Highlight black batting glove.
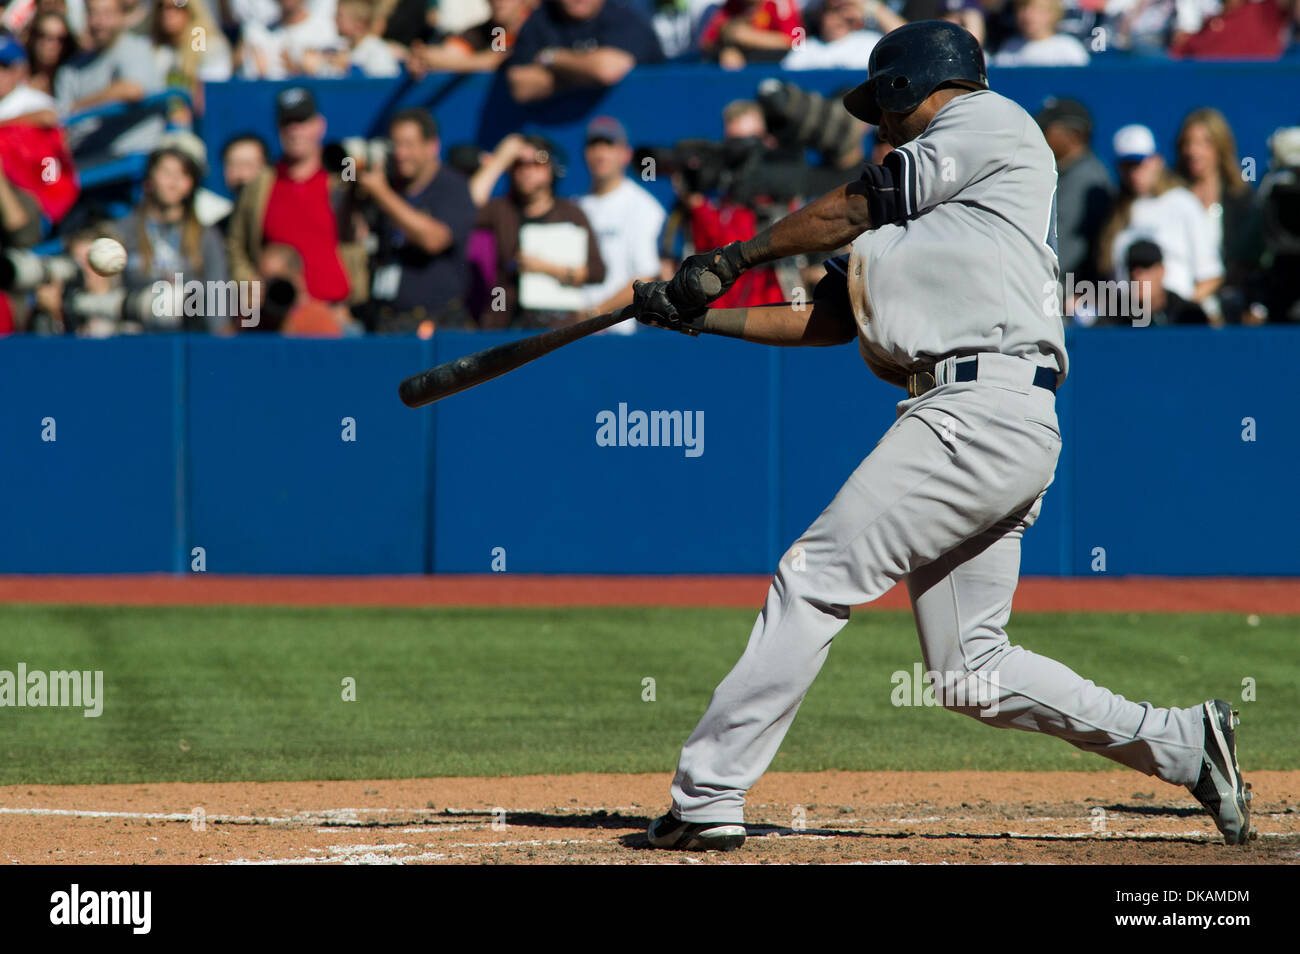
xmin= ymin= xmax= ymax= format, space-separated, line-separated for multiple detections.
xmin=668 ymin=241 xmax=748 ymax=311
xmin=633 ymin=280 xmax=706 ymax=336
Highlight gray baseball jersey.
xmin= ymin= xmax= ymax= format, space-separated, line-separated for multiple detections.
xmin=847 ymin=90 xmax=1069 ymax=387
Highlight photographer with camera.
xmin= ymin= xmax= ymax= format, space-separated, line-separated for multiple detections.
xmin=354 ymin=108 xmax=478 ymax=334
xmin=678 ymin=100 xmax=788 ymax=307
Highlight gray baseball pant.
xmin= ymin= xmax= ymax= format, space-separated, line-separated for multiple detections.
xmin=671 ymin=358 xmax=1206 ymax=823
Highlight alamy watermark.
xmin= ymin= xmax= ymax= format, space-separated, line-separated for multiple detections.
xmin=150 ymin=275 xmax=262 ymax=328
xmin=890 ymin=663 xmax=1001 ymax=718
xmin=595 ymin=403 xmax=704 ymax=458
xmin=0 ymin=663 xmax=103 ymax=717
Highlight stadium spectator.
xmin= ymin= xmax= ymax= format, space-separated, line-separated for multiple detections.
xmin=23 ymin=11 xmax=78 ymax=96
xmin=681 ymin=99 xmax=784 ymax=308
xmin=238 ymin=0 xmax=340 ymax=79
xmin=1101 ymin=239 xmax=1208 ymax=325
xmin=0 ymin=162 xmax=42 ymax=249
xmin=1099 ymin=123 xmax=1223 ymax=312
xmin=992 ymin=0 xmax=1091 ymax=65
xmin=359 ymin=108 xmax=478 ymax=333
xmin=1176 ymin=108 xmax=1263 ymax=323
xmin=256 ymin=242 xmax=345 ymax=335
xmin=371 ymin=0 xmax=441 ymax=47
xmin=407 ymin=0 xmax=531 ymax=73
xmin=1106 ymin=0 xmax=1208 ymax=56
xmin=1257 ymin=126 xmax=1300 ymax=322
xmin=573 ymin=115 xmax=665 ymax=330
xmin=115 ymin=143 xmax=229 ymax=331
xmin=1036 ymin=98 xmax=1114 ymax=285
xmin=221 ymin=132 xmax=271 ymax=198
xmin=1170 ymin=0 xmax=1295 ymax=60
xmin=699 ymin=0 xmax=804 ymax=69
xmin=899 ymin=0 xmax=982 ymax=46
xmin=0 ymin=34 xmax=58 ymax=126
xmin=299 ymin=0 xmax=401 ymax=76
xmin=151 ymin=0 xmax=232 ymax=102
xmin=781 ymin=0 xmax=882 ymax=70
xmin=226 ymin=87 xmax=365 ymax=327
xmin=55 ymin=0 xmax=166 ymax=160
xmin=504 ymin=0 xmax=663 ymax=104
xmin=473 ymin=132 xmax=605 ymax=328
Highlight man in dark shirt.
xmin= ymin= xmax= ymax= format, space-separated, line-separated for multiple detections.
xmin=359 ymin=108 xmax=478 ymax=332
xmin=1103 ymin=240 xmax=1208 ymax=326
xmin=505 ymin=0 xmax=664 ymax=103
xmin=1036 ymin=98 xmax=1114 ymax=286
xmin=475 ymin=133 xmax=605 ymax=328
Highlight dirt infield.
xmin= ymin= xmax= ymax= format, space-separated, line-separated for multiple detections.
xmin=2 ymin=771 xmax=1296 ymax=865
xmin=1 ymin=575 xmax=1298 ymax=613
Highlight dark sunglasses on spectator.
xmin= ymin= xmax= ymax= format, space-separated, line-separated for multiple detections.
xmin=36 ymin=31 xmax=68 ymax=41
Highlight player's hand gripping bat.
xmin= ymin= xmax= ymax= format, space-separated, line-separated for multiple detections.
xmin=398 ymin=272 xmax=721 ymax=408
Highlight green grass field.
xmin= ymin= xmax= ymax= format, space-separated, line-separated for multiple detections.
xmin=0 ymin=605 xmax=1295 ymax=785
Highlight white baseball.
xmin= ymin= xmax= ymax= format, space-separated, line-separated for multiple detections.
xmin=87 ymin=237 xmax=128 ymax=277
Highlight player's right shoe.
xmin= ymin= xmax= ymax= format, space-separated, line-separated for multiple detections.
xmin=646 ymin=812 xmax=746 ymax=851
xmin=1187 ymin=699 xmax=1255 ymax=845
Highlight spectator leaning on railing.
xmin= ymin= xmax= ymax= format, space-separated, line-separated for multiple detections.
xmin=504 ymin=0 xmax=663 ymax=104
xmin=992 ymin=0 xmax=1091 ymax=65
xmin=115 ymin=143 xmax=229 ymax=331
xmin=1171 ymin=0 xmax=1298 ymax=60
xmin=408 ymin=0 xmax=531 ymax=74
xmin=780 ymin=0 xmax=882 ymax=70
xmin=357 ymin=108 xmax=478 ymax=333
xmin=56 ymin=0 xmax=166 ymax=160
xmin=151 ymin=0 xmax=232 ymax=94
xmin=299 ymin=0 xmax=401 ymax=76
xmin=238 ymin=0 xmax=340 ymax=78
xmin=699 ymin=0 xmax=804 ymax=69
xmin=226 ymin=86 xmax=366 ymax=330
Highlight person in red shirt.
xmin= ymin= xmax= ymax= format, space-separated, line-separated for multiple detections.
xmin=700 ymin=0 xmax=804 ymax=69
xmin=226 ymin=86 xmax=366 ymax=330
xmin=1170 ymin=0 xmax=1296 ymax=60
xmin=683 ymin=100 xmax=785 ymax=309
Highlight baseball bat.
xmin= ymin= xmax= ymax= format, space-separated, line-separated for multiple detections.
xmin=398 ymin=272 xmax=721 ymax=408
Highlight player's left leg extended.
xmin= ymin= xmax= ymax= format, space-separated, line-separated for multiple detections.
xmin=906 ymin=508 xmax=1205 ymax=785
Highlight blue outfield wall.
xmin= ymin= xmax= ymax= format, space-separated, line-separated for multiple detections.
xmin=1 ymin=329 xmax=1296 ymax=576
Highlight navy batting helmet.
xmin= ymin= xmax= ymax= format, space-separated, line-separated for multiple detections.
xmin=843 ymin=21 xmax=988 ymax=125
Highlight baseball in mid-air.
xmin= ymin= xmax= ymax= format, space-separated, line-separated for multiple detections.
xmin=87 ymin=237 xmax=127 ymax=277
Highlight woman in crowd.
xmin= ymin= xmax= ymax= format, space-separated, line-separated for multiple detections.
xmin=1098 ymin=122 xmax=1223 ymax=318
xmin=116 ymin=144 xmax=229 ymax=332
xmin=23 ymin=11 xmax=78 ymax=97
xmin=1176 ymin=108 xmax=1263 ymax=323
xmin=151 ymin=0 xmax=232 ymax=113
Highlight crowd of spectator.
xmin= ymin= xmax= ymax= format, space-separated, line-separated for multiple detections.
xmin=0 ymin=1 xmax=1299 ymax=334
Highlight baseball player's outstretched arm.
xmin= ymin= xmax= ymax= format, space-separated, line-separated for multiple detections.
xmin=737 ymin=185 xmax=873 ymax=265
xmin=698 ymin=299 xmax=857 ymax=346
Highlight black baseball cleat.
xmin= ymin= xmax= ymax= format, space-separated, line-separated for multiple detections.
xmin=1187 ymin=699 xmax=1256 ymax=845
xmin=646 ymin=812 xmax=746 ymax=851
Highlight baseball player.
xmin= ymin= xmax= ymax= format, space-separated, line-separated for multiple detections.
xmin=631 ymin=21 xmax=1253 ymax=851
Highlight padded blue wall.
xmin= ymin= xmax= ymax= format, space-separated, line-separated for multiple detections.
xmin=1 ymin=328 xmax=1295 ymax=576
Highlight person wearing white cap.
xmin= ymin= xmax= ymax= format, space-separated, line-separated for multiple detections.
xmin=1098 ymin=123 xmax=1224 ymax=313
